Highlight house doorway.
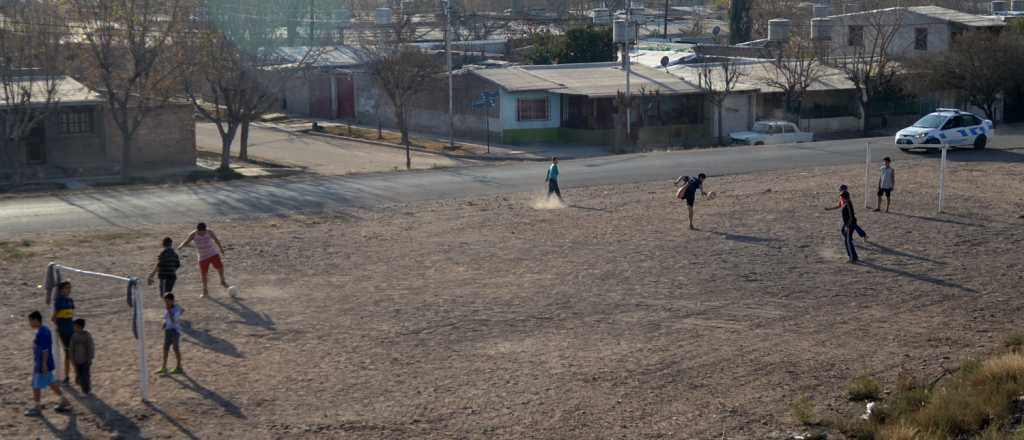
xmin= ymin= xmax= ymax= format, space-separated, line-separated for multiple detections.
xmin=25 ymin=124 xmax=46 ymax=165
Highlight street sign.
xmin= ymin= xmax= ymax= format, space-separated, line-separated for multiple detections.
xmin=472 ymin=91 xmax=497 ymax=109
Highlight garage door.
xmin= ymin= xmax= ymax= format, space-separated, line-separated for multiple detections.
xmin=720 ymin=93 xmax=752 ymax=136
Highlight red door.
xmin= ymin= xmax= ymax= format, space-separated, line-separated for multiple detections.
xmin=336 ymin=73 xmax=355 ymax=119
xmin=310 ymin=75 xmax=332 ymax=118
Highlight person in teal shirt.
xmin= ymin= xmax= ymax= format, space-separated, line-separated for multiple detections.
xmin=545 ymin=157 xmax=561 ymax=200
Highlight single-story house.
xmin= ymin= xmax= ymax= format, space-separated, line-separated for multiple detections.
xmin=1 ymin=75 xmax=195 ymax=185
xmin=275 ymin=45 xmax=367 ymax=119
xmin=825 ymin=6 xmax=1006 ymax=59
xmin=471 ymin=62 xmax=711 ymax=146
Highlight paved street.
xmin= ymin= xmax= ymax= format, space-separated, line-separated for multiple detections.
xmin=2 ymin=134 xmax=1022 ymax=234
xmin=196 ymin=122 xmax=465 ymax=174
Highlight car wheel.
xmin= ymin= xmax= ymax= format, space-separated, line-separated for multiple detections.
xmin=973 ymin=135 xmax=987 ymax=150
xmin=754 ymin=141 xmax=764 ymax=146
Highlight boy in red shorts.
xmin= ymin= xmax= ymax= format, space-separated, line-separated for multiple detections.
xmin=178 ymin=223 xmax=229 ymax=298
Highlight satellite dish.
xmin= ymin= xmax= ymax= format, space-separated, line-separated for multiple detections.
xmin=660 ymin=56 xmax=670 ymax=68
xmin=712 ymin=25 xmax=721 ymax=36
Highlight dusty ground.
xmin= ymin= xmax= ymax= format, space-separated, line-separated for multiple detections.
xmin=1 ymin=159 xmax=1023 ymax=439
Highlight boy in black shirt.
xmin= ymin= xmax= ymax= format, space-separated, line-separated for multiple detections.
xmin=148 ymin=237 xmax=181 ymax=297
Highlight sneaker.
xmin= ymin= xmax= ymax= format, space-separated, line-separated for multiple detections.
xmin=54 ymin=402 xmax=71 ymax=413
xmin=24 ymin=408 xmax=42 ymax=417
xmin=171 ymin=368 xmax=184 ymax=375
xmin=156 ymin=368 xmax=168 ymax=375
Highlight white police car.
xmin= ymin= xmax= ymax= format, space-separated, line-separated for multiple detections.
xmin=895 ymin=109 xmax=993 ymax=151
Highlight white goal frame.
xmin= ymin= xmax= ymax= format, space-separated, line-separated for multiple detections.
xmin=46 ymin=263 xmax=149 ymax=401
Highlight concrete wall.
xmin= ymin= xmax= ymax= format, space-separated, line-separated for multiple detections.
xmin=800 ymin=116 xmax=862 ymax=133
xmin=711 ymin=92 xmax=755 ymax=138
xmin=828 ymin=10 xmax=953 ymax=59
xmin=105 ymin=103 xmax=197 ymax=171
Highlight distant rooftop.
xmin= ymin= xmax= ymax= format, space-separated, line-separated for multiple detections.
xmin=0 ymin=75 xmax=101 ymax=107
xmin=828 ymin=5 xmax=1006 ymax=27
xmin=474 ymin=62 xmax=701 ymax=98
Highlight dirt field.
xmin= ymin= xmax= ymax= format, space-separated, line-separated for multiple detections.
xmin=1 ymin=159 xmax=1022 ymax=439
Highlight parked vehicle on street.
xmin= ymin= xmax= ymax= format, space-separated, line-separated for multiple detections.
xmin=895 ymin=109 xmax=993 ymax=152
xmin=730 ymin=121 xmax=814 ymax=145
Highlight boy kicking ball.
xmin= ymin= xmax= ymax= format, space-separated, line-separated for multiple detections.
xmin=675 ymin=173 xmax=709 ymax=230
xmin=178 ymin=223 xmax=229 ymax=298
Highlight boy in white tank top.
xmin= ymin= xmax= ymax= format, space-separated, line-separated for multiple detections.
xmin=178 ymin=222 xmax=229 ymax=297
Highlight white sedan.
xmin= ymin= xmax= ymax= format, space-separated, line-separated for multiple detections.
xmin=895 ymin=109 xmax=993 ymax=151
xmin=730 ymin=121 xmax=814 ymax=146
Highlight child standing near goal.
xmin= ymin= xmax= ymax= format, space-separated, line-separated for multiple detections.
xmin=26 ymin=311 xmax=71 ymax=417
xmin=158 ymin=294 xmax=184 ymax=375
xmin=51 ymin=281 xmax=75 ymax=384
xmin=876 ymin=157 xmax=895 ymax=213
xmin=148 ymin=237 xmax=181 ymax=297
xmin=178 ymin=223 xmax=229 ymax=298
xmin=69 ymin=319 xmax=95 ymax=394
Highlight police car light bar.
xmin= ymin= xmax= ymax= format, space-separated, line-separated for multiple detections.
xmin=935 ymin=108 xmax=962 ymax=113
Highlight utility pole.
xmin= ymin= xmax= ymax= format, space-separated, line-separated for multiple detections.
xmin=308 ymin=0 xmax=315 ymax=43
xmin=663 ymin=0 xmax=669 ymax=39
xmin=625 ymin=1 xmax=632 ymax=140
xmin=445 ymin=0 xmax=455 ymax=149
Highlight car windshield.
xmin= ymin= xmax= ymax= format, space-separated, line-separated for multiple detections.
xmin=913 ymin=114 xmax=946 ymax=129
xmin=752 ymin=122 xmax=771 ymax=133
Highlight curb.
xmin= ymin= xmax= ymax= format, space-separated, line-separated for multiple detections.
xmin=300 ymin=129 xmax=558 ymax=162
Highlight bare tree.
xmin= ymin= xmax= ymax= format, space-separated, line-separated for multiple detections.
xmin=0 ymin=1 xmax=67 ymax=185
xmin=760 ymin=36 xmax=823 ymax=123
xmin=70 ymin=0 xmax=193 ymax=178
xmin=908 ymin=31 xmax=1024 ymax=122
xmin=368 ymin=46 xmax=442 ymax=169
xmin=696 ymin=59 xmax=748 ymax=145
xmin=183 ymin=1 xmax=324 ymax=170
xmin=831 ymin=7 xmax=903 ymax=135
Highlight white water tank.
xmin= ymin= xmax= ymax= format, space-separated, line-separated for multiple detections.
xmin=593 ymin=8 xmax=611 ymax=24
xmin=813 ymin=4 xmax=832 ymax=17
xmin=375 ymin=8 xmax=392 ymax=25
xmin=768 ymin=18 xmax=791 ymax=42
xmin=811 ymin=17 xmax=833 ymax=41
xmin=613 ymin=19 xmax=634 ymax=43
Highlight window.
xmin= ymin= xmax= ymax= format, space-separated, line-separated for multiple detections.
xmin=516 ymin=97 xmax=549 ymax=121
xmin=847 ymin=25 xmax=864 ymax=47
xmin=914 ymin=27 xmax=928 ymax=51
xmin=60 ymin=109 xmax=94 ymax=135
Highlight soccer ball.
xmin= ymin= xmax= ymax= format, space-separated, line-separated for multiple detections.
xmin=705 ymin=191 xmax=717 ymax=200
xmin=227 ymin=286 xmax=239 ymax=298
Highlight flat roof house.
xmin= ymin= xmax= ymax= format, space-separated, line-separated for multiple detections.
xmin=1 ymin=75 xmax=196 ymax=185
xmin=826 ymin=6 xmax=1006 ymax=59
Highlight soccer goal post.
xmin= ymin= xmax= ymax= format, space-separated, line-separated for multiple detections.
xmin=44 ymin=263 xmax=149 ymax=401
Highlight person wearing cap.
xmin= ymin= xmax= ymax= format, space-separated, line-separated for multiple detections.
xmin=825 ymin=185 xmax=866 ymax=240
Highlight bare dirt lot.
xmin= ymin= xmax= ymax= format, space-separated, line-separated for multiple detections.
xmin=1 ymin=159 xmax=1023 ymax=439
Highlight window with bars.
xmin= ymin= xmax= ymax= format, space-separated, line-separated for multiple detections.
xmin=847 ymin=25 xmax=864 ymax=47
xmin=516 ymin=97 xmax=549 ymax=121
xmin=914 ymin=27 xmax=928 ymax=51
xmin=60 ymin=109 xmax=94 ymax=135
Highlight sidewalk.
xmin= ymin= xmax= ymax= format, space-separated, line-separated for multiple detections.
xmin=256 ymin=118 xmax=613 ymax=161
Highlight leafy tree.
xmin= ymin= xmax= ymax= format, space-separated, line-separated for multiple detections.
xmin=561 ymin=27 xmax=615 ymax=64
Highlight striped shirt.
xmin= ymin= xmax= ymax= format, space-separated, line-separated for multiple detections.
xmin=157 ymin=247 xmax=181 ymax=278
xmin=193 ymin=231 xmax=219 ymax=261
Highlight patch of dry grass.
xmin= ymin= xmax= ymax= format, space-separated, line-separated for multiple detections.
xmin=0 ymin=239 xmax=33 ymax=261
xmin=848 ymin=375 xmax=882 ymax=401
xmin=323 ymin=125 xmax=468 ymax=154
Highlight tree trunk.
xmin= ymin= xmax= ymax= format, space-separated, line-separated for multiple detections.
xmin=397 ymin=107 xmax=411 ymax=170
xmin=120 ymin=131 xmax=133 ymax=179
xmin=716 ymin=103 xmax=724 ymax=146
xmin=859 ymin=99 xmax=869 ymax=136
xmin=219 ymin=123 xmax=240 ymax=171
xmin=239 ymin=118 xmax=251 ymax=161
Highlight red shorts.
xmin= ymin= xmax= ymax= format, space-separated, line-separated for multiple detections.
xmin=199 ymin=255 xmax=224 ymax=275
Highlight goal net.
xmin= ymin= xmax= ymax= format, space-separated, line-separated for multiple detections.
xmin=43 ymin=262 xmax=150 ymax=401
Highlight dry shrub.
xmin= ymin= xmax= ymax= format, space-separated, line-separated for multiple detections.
xmin=848 ymin=375 xmax=882 ymax=401
xmin=790 ymin=395 xmax=815 ymax=425
xmin=1005 ymin=334 xmax=1024 ymax=354
xmin=977 ymin=353 xmax=1024 ymax=384
xmin=879 ymin=422 xmax=921 ymax=440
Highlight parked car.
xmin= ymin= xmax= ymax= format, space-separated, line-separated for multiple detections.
xmin=730 ymin=121 xmax=814 ymax=145
xmin=894 ymin=109 xmax=993 ymax=151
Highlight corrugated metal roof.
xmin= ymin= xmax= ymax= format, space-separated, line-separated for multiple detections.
xmin=474 ymin=62 xmax=701 ymax=97
xmin=0 ymin=75 xmax=102 ymax=107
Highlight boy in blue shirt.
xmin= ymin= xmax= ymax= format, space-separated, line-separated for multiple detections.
xmin=52 ymin=281 xmax=75 ymax=384
xmin=675 ymin=173 xmax=708 ymax=230
xmin=157 ymin=294 xmax=185 ymax=375
xmin=26 ymin=311 xmax=71 ymax=417
xmin=545 ymin=157 xmax=561 ymax=200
